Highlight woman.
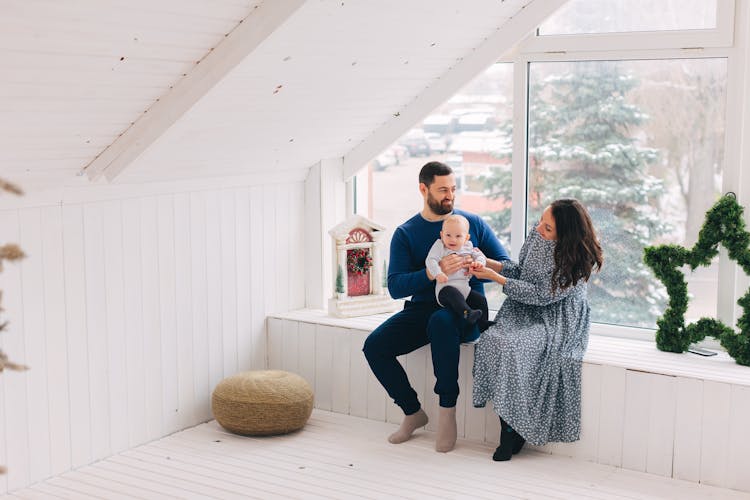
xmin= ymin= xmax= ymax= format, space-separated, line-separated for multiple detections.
xmin=471 ymin=199 xmax=603 ymax=461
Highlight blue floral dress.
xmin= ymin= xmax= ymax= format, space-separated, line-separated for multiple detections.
xmin=472 ymin=229 xmax=590 ymax=446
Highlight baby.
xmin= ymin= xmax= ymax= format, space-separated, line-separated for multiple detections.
xmin=425 ymin=214 xmax=491 ymax=329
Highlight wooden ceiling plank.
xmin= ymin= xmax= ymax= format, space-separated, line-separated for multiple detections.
xmin=342 ymin=0 xmax=567 ymax=180
xmin=84 ymin=0 xmax=306 ymax=182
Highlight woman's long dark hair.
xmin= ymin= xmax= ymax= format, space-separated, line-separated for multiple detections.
xmin=550 ymin=199 xmax=603 ymax=292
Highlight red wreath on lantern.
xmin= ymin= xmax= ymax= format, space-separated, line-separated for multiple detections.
xmin=347 ymin=248 xmax=373 ymax=275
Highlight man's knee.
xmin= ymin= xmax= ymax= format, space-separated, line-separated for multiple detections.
xmin=427 ymin=309 xmax=459 ymax=341
xmin=362 ymin=332 xmax=379 ymax=360
xmin=363 ymin=326 xmax=391 ymax=360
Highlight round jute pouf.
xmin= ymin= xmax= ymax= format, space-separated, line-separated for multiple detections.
xmin=211 ymin=370 xmax=314 ymax=436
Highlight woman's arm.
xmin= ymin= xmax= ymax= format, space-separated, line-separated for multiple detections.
xmin=470 ymin=265 xmax=506 ymax=285
xmin=502 ymin=277 xmax=579 ymax=306
xmin=473 ymin=260 xmax=580 ymax=306
xmin=485 ymin=258 xmax=521 ymax=279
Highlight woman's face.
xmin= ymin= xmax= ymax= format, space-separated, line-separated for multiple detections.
xmin=536 ymin=206 xmax=558 ymax=241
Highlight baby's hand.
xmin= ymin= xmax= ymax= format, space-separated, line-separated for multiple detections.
xmin=470 ymin=261 xmax=484 ymax=271
xmin=437 ymin=273 xmax=448 ymax=284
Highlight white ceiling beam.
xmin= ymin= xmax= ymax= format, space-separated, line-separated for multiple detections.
xmin=341 ymin=0 xmax=567 ymax=180
xmin=84 ymin=0 xmax=306 ymax=182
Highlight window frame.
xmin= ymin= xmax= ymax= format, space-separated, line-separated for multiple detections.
xmin=354 ymin=1 xmax=743 ymax=345
xmin=509 ymin=3 xmax=739 ymax=342
xmin=523 ymin=0 xmax=735 ymax=52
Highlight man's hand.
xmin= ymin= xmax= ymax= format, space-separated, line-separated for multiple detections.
xmin=439 ymin=253 xmax=471 ymax=276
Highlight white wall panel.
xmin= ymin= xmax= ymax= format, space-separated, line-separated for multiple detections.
xmin=234 ymin=190 xmax=252 ymax=372
xmin=622 ymin=371 xmax=651 ymax=472
xmin=700 ymin=381 xmax=731 ymax=487
xmin=314 ymin=325 xmax=334 ymax=412
xmin=140 ymin=196 xmax=164 ymax=442
xmin=248 ymin=186 xmax=266 ymax=370
xmin=122 ymin=198 xmax=147 ymax=447
xmin=597 ymin=365 xmax=626 ymax=467
xmin=331 ymin=329 xmax=351 ymax=415
xmin=728 ymin=385 xmax=750 ymax=491
xmin=281 ymin=319 xmax=299 ymax=374
xmin=266 ymin=315 xmax=750 ymax=493
xmin=348 ymin=331 xmax=369 ymax=418
xmin=83 ymin=203 xmax=112 ymax=461
xmin=39 ymin=206 xmax=71 ymax=476
xmin=189 ymin=192 xmax=210 ymax=423
xmin=220 ymin=193 xmax=238 ymax=378
xmin=673 ymin=377 xmax=703 ymax=482
xmin=0 ymin=180 xmax=304 ymax=494
xmin=204 ymin=192 xmax=223 ymax=395
xmin=61 ymin=206 xmax=92 ymax=469
xmin=157 ymin=196 xmax=179 ymax=435
xmin=19 ymin=208 xmax=52 ymax=483
xmin=646 ymin=375 xmax=676 ymax=477
xmin=102 ymin=201 xmax=129 ymax=455
xmin=297 ymin=323 xmax=316 ymax=391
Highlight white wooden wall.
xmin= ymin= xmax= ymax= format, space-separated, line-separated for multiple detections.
xmin=267 ymin=317 xmax=750 ymax=493
xmin=0 ymin=182 xmax=305 ymax=494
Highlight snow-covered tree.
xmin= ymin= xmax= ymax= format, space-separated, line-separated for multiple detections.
xmin=484 ymin=61 xmax=670 ymax=326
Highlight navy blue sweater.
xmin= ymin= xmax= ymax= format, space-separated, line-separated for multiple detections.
xmin=387 ymin=209 xmax=510 ymax=303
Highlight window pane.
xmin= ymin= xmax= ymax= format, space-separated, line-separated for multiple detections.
xmin=364 ymin=63 xmax=513 ymax=309
xmin=539 ymin=0 xmax=717 ymax=35
xmin=527 ymin=59 xmax=727 ymax=329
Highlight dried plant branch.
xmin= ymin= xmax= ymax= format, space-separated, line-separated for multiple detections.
xmin=0 ymin=178 xmax=23 ymax=196
xmin=0 ymin=179 xmax=24 ymax=476
xmin=0 ymin=244 xmax=26 ymax=273
xmin=0 ymin=350 xmax=28 ymax=372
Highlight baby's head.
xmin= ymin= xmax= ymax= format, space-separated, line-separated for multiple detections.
xmin=440 ymin=214 xmax=471 ymax=250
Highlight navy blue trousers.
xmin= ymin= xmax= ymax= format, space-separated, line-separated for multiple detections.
xmin=363 ymin=300 xmax=480 ymax=414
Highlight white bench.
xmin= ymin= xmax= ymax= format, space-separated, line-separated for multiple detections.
xmin=267 ymin=308 xmax=750 ymax=493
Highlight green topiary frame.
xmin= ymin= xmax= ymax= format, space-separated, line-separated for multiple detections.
xmin=643 ymin=194 xmax=750 ymax=366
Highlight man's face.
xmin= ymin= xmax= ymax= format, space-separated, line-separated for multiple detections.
xmin=423 ymin=174 xmax=456 ymax=216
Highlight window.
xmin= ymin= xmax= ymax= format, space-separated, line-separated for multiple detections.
xmin=364 ymin=64 xmax=513 ymax=310
xmin=357 ymin=0 xmax=736 ymax=337
xmin=538 ymin=0 xmax=718 ymax=35
xmin=526 ymin=58 xmax=727 ymax=329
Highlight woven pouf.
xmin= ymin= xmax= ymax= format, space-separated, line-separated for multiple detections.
xmin=211 ymin=370 xmax=314 ymax=436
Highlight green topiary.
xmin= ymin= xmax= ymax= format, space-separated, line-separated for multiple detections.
xmin=644 ymin=194 xmax=750 ymax=366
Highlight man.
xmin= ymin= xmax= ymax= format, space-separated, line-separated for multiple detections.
xmin=363 ymin=161 xmax=509 ymax=452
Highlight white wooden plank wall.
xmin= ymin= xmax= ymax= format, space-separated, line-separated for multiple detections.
xmin=267 ymin=318 xmax=750 ymax=493
xmin=0 ymin=181 xmax=304 ymax=494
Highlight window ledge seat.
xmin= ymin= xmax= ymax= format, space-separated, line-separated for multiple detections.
xmin=267 ymin=308 xmax=750 ymax=493
xmin=269 ymin=308 xmax=750 ymax=386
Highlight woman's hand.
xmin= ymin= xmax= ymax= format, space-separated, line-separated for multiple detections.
xmin=470 ymin=265 xmax=507 ymax=285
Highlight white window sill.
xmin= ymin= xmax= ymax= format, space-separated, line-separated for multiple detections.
xmin=269 ymin=308 xmax=750 ymax=387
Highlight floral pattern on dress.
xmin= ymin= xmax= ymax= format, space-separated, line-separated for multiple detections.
xmin=472 ymin=228 xmax=590 ymax=446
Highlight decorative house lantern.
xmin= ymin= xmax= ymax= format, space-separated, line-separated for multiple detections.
xmin=328 ymin=215 xmax=399 ymax=317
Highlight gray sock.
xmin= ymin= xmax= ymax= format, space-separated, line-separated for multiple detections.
xmin=388 ymin=408 xmax=429 ymax=444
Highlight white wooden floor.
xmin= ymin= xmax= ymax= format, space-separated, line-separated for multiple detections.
xmin=3 ymin=410 xmax=746 ymax=500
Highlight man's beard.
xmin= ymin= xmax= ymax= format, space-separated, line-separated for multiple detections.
xmin=427 ymin=191 xmax=453 ymax=215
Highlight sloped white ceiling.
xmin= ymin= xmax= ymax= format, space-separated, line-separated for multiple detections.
xmin=1 ymin=0 xmax=263 ymax=191
xmin=0 ymin=0 xmax=555 ymax=191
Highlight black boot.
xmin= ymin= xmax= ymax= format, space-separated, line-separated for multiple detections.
xmin=493 ymin=417 xmax=518 ymax=461
xmin=478 ymin=319 xmax=496 ymax=332
xmin=512 ymin=434 xmax=526 ymax=455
